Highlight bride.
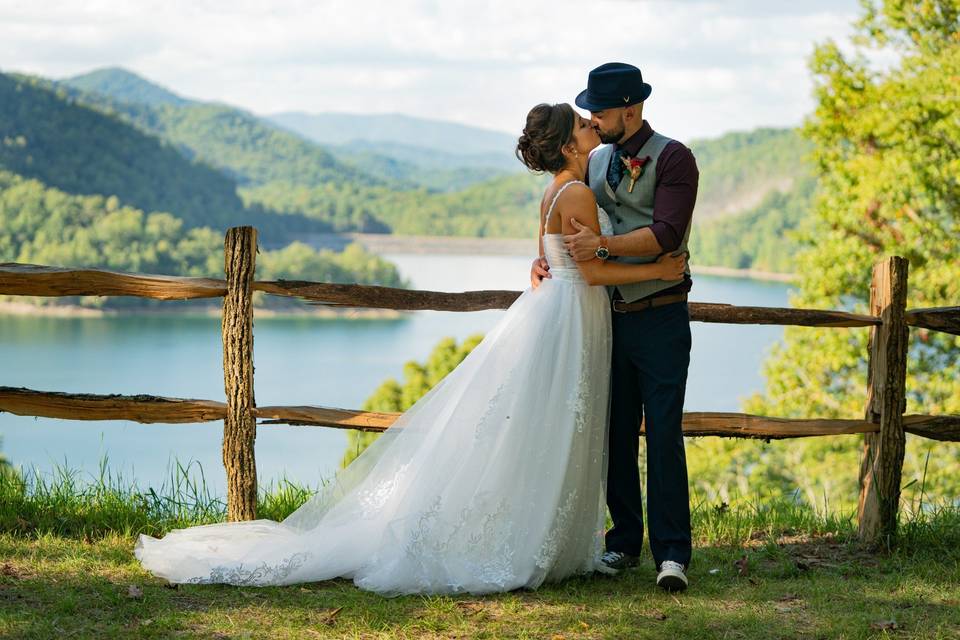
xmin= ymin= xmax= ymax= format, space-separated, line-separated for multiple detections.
xmin=135 ymin=103 xmax=686 ymax=596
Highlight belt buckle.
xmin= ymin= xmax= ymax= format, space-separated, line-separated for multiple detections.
xmin=612 ymin=299 xmax=627 ymax=313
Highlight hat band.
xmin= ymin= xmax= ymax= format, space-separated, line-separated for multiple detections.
xmin=585 ymin=89 xmax=639 ymax=106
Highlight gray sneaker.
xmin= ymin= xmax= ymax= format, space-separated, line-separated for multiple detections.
xmin=600 ymin=550 xmax=640 ymax=573
xmin=656 ymin=560 xmax=688 ymax=591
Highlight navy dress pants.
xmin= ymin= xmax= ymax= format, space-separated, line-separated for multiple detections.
xmin=605 ymin=301 xmax=692 ymax=570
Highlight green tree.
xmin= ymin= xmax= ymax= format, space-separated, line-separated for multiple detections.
xmin=692 ymin=0 xmax=960 ymax=511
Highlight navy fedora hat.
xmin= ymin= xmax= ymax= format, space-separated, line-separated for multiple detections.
xmin=575 ymin=62 xmax=652 ymax=112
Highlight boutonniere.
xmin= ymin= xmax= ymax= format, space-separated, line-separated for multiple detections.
xmin=620 ymin=155 xmax=651 ymax=193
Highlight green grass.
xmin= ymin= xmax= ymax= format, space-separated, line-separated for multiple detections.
xmin=1 ymin=464 xmax=959 ymax=639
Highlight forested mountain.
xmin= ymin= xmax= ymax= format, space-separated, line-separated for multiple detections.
xmin=688 ymin=176 xmax=814 ymax=273
xmin=688 ymin=127 xmax=811 ymax=222
xmin=0 ymin=73 xmax=404 ymax=310
xmin=1 ymin=73 xmax=240 ymax=231
xmin=64 ymin=67 xmax=193 ymax=107
xmin=0 ymin=73 xmax=328 ymax=236
xmin=50 ymin=66 xmax=813 ymax=269
xmin=57 ymin=80 xmax=379 ymax=191
xmin=326 ymin=141 xmax=514 ymax=192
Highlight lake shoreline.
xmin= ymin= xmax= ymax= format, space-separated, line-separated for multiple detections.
xmin=0 ymin=300 xmax=404 ymax=320
xmin=297 ymin=233 xmax=797 ymax=282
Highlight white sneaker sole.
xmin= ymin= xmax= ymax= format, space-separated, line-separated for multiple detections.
xmin=656 ymin=570 xmax=688 ymax=591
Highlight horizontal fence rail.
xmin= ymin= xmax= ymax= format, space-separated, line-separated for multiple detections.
xmin=1 ymin=263 xmax=892 ymax=327
xmin=0 ymin=263 xmax=226 ymax=299
xmin=3 ymin=387 xmax=959 ymax=442
xmin=904 ymin=306 xmax=960 ymax=336
xmin=2 ymin=228 xmax=959 ymax=546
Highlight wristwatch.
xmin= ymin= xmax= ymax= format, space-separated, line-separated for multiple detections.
xmin=595 ymin=238 xmax=610 ymax=261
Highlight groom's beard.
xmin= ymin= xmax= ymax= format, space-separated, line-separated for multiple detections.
xmin=597 ymin=125 xmax=625 ymax=145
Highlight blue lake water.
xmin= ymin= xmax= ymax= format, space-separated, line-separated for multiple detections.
xmin=0 ymin=254 xmax=792 ymax=495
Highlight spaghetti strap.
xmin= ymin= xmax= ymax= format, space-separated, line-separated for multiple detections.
xmin=544 ymin=180 xmax=586 ymax=228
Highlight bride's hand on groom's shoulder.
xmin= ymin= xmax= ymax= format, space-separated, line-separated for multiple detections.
xmin=531 ymin=256 xmax=551 ymax=288
xmin=656 ymin=252 xmax=687 ymax=281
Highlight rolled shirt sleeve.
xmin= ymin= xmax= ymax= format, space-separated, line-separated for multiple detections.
xmin=649 ymin=142 xmax=699 ymax=253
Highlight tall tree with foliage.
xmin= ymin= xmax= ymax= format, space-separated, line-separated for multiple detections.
xmin=703 ymin=0 xmax=960 ymax=510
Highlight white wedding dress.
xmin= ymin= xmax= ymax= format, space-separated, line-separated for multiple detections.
xmin=135 ymin=181 xmax=615 ymax=595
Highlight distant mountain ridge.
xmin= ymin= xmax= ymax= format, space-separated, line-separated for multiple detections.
xmin=63 ymin=67 xmax=193 ymax=107
xmin=268 ymin=111 xmax=518 ymax=158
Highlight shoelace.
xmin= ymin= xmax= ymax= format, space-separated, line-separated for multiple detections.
xmin=601 ymin=551 xmax=624 ymax=563
xmin=660 ymin=560 xmax=685 ymax=573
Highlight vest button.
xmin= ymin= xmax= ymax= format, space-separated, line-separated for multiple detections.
xmin=615 ymin=202 xmax=621 ymax=207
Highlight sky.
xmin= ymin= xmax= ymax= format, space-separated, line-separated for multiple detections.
xmin=0 ymin=0 xmax=862 ymax=141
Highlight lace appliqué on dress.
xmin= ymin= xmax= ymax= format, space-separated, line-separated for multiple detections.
xmin=474 ymin=381 xmax=508 ymax=442
xmin=533 ymin=489 xmax=579 ymax=570
xmin=400 ymin=494 xmax=519 ymax=591
xmin=358 ymin=463 xmax=410 ymax=518
xmin=461 ymin=497 xmax=515 ymax=589
xmin=186 ymin=551 xmax=312 ymax=586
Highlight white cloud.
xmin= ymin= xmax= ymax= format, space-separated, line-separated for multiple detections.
xmin=0 ymin=0 xmax=861 ymax=140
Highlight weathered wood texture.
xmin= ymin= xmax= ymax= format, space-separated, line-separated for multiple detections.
xmin=257 ymin=280 xmax=881 ymax=327
xmin=253 ymin=406 xmax=882 ymax=439
xmin=858 ymin=257 xmax=910 ymax=546
xmin=5 ymin=388 xmax=958 ymax=443
xmin=254 ymin=406 xmax=399 ymax=432
xmin=688 ymin=303 xmax=879 ymax=328
xmin=905 ymin=306 xmax=960 ymax=336
xmin=222 ymin=227 xmax=258 ymax=522
xmin=675 ymin=412 xmax=878 ymax=438
xmin=0 ymin=263 xmax=225 ymax=299
xmin=0 ymin=387 xmax=226 ymax=422
xmin=12 ymin=261 xmax=960 ymax=335
xmin=255 ymin=280 xmax=521 ymax=312
xmin=902 ymin=414 xmax=960 ymax=442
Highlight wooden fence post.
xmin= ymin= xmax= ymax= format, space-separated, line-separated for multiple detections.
xmin=858 ymin=256 xmax=909 ymax=546
xmin=222 ymin=226 xmax=258 ymax=521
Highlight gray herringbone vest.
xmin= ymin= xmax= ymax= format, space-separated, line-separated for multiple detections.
xmin=588 ymin=131 xmax=691 ymax=303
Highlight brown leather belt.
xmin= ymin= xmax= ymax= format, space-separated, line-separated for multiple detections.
xmin=612 ymin=293 xmax=688 ymax=313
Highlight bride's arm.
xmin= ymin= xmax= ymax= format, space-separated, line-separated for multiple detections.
xmin=530 ymin=197 xmax=551 ymax=288
xmin=538 ymin=196 xmax=546 ymax=259
xmin=557 ymin=186 xmax=686 ymax=287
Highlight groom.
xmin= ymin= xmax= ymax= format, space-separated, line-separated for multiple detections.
xmin=531 ymin=62 xmax=697 ymax=591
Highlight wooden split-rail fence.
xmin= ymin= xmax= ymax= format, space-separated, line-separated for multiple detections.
xmin=1 ymin=226 xmax=959 ymax=548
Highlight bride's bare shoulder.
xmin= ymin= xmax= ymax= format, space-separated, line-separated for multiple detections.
xmin=555 ymin=182 xmax=596 ymax=210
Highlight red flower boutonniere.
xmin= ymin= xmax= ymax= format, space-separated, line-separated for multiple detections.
xmin=620 ymin=155 xmax=651 ymax=193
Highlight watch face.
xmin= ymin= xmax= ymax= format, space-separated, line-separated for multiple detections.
xmin=596 ymin=247 xmax=609 ymax=259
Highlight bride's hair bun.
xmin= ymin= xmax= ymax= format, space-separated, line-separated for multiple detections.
xmin=516 ymin=103 xmax=576 ymax=174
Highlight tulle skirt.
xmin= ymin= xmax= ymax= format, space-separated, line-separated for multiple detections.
xmin=135 ymin=275 xmax=613 ymax=595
